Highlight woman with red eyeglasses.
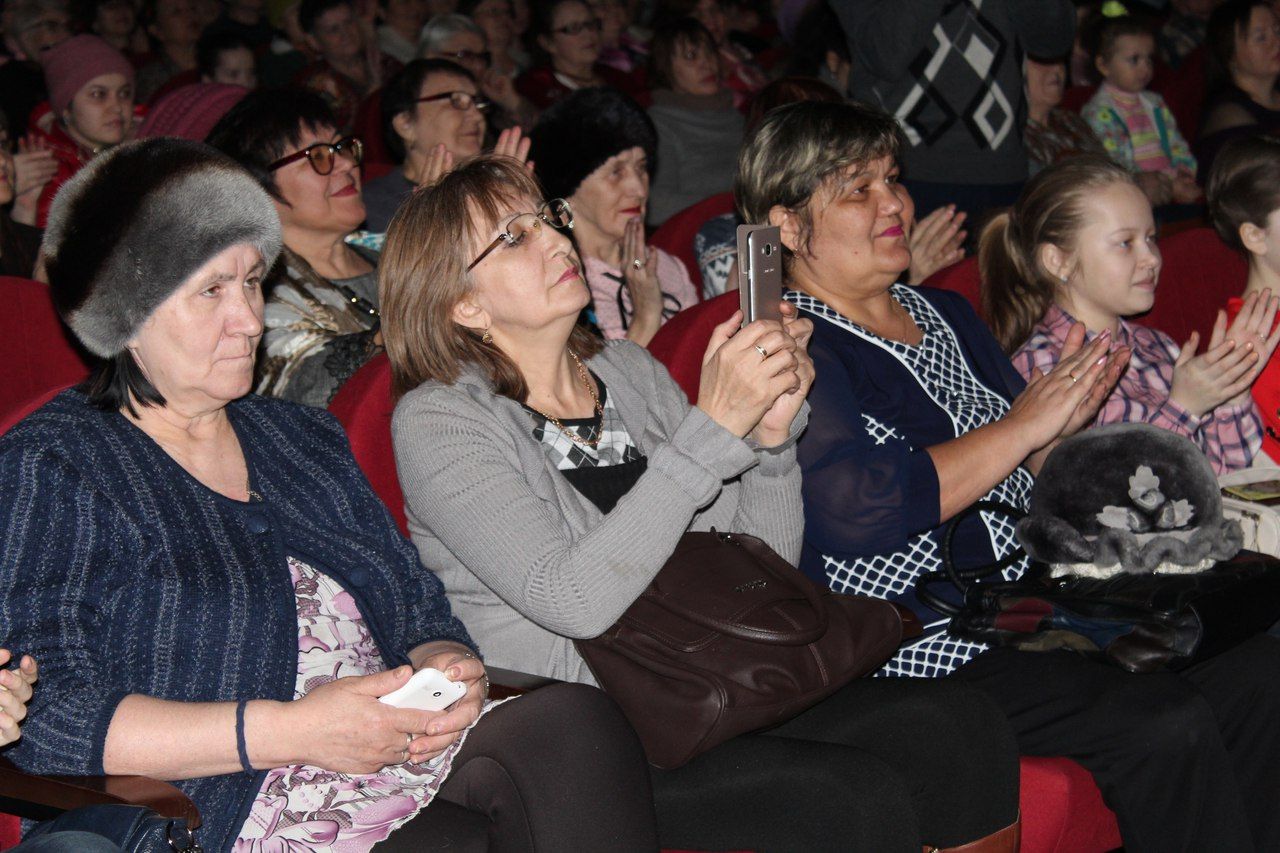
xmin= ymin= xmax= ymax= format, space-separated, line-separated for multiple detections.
xmin=208 ymin=89 xmax=381 ymax=408
xmin=514 ymin=0 xmax=646 ymax=109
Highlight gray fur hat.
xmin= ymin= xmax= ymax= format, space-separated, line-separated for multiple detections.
xmin=42 ymin=138 xmax=283 ymax=358
xmin=1017 ymin=423 xmax=1242 ymax=579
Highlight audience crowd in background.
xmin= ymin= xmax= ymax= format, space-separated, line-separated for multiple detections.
xmin=4 ymin=0 xmax=1280 ymax=850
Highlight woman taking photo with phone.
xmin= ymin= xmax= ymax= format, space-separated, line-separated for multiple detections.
xmin=380 ymin=152 xmax=1023 ymax=852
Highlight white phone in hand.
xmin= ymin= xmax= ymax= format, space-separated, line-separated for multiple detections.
xmin=379 ymin=667 xmax=468 ymax=712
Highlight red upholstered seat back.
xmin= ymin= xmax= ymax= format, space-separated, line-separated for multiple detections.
xmin=1132 ymin=227 xmax=1249 ymax=345
xmin=646 ymin=291 xmax=738 ymax=403
xmin=922 ymin=256 xmax=983 ymax=317
xmin=0 ymin=277 xmax=91 ymax=427
xmin=1019 ymin=756 xmax=1122 ymax=853
xmin=1061 ymin=84 xmax=1097 ymax=115
xmin=1151 ymin=46 xmax=1207 ymax=143
xmin=354 ymin=88 xmax=393 ymax=167
xmin=648 ymin=191 xmax=736 ymax=291
xmin=328 ymin=352 xmax=408 ymax=535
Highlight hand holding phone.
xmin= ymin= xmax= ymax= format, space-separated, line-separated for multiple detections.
xmin=379 ymin=667 xmax=467 ymax=712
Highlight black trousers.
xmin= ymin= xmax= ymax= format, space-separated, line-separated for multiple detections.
xmin=377 ymin=683 xmax=659 ymax=852
xmin=952 ymin=635 xmax=1280 ymax=853
xmin=650 ymin=678 xmax=1020 ymax=853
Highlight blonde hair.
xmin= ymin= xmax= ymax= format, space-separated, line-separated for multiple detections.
xmin=980 ymin=154 xmax=1136 ymax=353
xmin=379 ymin=154 xmax=602 ymax=400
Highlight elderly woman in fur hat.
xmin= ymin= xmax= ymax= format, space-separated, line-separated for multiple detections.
xmin=530 ymin=86 xmax=698 ymax=346
xmin=0 ymin=138 xmax=658 ymax=853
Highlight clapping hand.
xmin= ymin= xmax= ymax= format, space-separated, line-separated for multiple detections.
xmin=491 ymin=126 xmax=533 ymax=172
xmin=907 ymin=205 xmax=967 ymax=284
xmin=0 ymin=649 xmax=38 ymax=747
xmin=417 ymin=143 xmax=455 ymax=187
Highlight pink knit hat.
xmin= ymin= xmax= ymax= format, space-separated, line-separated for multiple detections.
xmin=138 ymin=83 xmax=250 ymax=142
xmin=43 ymin=35 xmax=136 ymax=116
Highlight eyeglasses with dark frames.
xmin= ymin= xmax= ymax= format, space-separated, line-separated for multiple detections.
xmin=468 ymin=199 xmax=573 ymax=271
xmin=552 ymin=17 xmax=602 ymax=35
xmin=416 ymin=91 xmax=493 ymax=112
xmin=267 ymin=136 xmax=364 ymax=175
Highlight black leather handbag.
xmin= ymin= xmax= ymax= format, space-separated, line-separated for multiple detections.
xmin=576 ymin=529 xmax=916 ymax=769
xmin=917 ymin=501 xmax=1280 ymax=673
xmin=24 ymin=805 xmax=201 ymax=852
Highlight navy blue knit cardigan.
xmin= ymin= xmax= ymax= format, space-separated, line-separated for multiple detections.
xmin=0 ymin=390 xmax=475 ymax=852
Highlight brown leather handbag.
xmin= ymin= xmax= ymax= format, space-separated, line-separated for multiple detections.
xmin=576 ymin=529 xmax=917 ymax=769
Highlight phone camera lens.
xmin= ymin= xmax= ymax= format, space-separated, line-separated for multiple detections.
xmin=763 ymin=244 xmax=774 ymax=256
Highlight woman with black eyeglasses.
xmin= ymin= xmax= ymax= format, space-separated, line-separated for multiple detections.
xmin=368 ymin=59 xmax=486 ymax=233
xmin=208 ymin=88 xmax=382 ymax=408
xmin=514 ymin=0 xmax=645 ymax=109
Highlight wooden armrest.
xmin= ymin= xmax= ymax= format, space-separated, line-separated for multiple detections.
xmin=486 ymin=666 xmax=562 ymax=700
xmin=0 ymin=757 xmax=201 ymax=828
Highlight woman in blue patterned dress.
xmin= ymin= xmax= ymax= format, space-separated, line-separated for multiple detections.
xmin=739 ymin=99 xmax=1280 ymax=852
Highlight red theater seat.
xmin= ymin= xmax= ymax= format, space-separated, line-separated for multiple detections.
xmin=649 ymin=191 xmax=736 ymax=292
xmin=923 ymin=256 xmax=983 ymax=317
xmin=1134 ymin=227 xmax=1249 ymax=345
xmin=328 ymin=352 xmax=408 ymax=536
xmin=0 ymin=277 xmax=91 ymax=427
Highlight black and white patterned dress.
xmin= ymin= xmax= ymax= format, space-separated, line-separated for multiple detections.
xmin=789 ymin=285 xmax=1033 ymax=679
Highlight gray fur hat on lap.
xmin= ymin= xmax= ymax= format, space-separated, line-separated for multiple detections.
xmin=1017 ymin=423 xmax=1242 ymax=579
xmin=42 ymin=138 xmax=283 ymax=358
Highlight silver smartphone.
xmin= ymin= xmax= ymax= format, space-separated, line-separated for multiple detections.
xmin=737 ymin=224 xmax=783 ymax=327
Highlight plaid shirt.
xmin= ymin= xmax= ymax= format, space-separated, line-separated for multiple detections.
xmin=1012 ymin=303 xmax=1262 ymax=474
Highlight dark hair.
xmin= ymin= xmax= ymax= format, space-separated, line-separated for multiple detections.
xmin=299 ymin=0 xmax=353 ymax=34
xmin=197 ymin=30 xmax=253 ymax=79
xmin=1207 ymin=0 xmax=1274 ymax=91
xmin=1207 ymin=134 xmax=1280 ymax=255
xmin=980 ymin=154 xmax=1136 ymax=353
xmin=744 ymin=76 xmax=841 ymax=134
xmin=206 ymin=87 xmax=339 ymax=200
xmin=784 ymin=2 xmax=848 ymax=79
xmin=1089 ymin=13 xmax=1154 ymax=63
xmin=81 ymin=353 xmax=167 ymax=416
xmin=647 ymin=17 xmax=716 ymax=90
xmin=736 ymin=100 xmax=904 ymax=275
xmin=381 ymin=58 xmax=477 ymax=162
xmin=526 ymin=0 xmax=585 ymax=60
xmin=654 ymin=0 xmax=717 ymax=23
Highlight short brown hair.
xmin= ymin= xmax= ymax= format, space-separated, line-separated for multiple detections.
xmin=1207 ymin=134 xmax=1280 ymax=255
xmin=648 ymin=17 xmax=717 ymax=91
xmin=379 ymin=154 xmax=602 ymax=400
xmin=735 ymin=99 xmax=904 ymax=271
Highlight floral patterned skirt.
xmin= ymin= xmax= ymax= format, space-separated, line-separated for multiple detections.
xmin=235 ymin=557 xmax=497 ymax=852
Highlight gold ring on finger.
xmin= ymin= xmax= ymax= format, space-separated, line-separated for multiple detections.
xmin=632 ymin=258 xmax=643 ymax=269
xmin=754 ymin=344 xmax=769 ymax=359
xmin=1069 ymin=372 xmax=1080 ymax=383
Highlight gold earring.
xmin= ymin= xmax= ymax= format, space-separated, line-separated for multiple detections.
xmin=482 ymin=330 xmax=493 ymax=344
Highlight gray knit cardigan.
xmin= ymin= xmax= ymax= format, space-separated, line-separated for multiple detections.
xmin=392 ymin=340 xmax=807 ymax=684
